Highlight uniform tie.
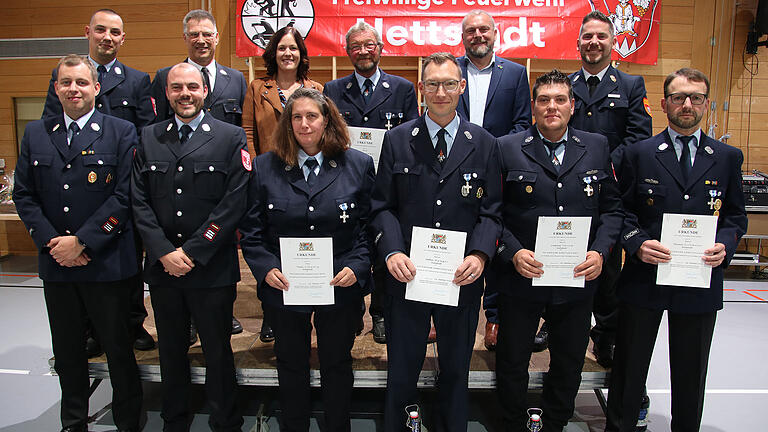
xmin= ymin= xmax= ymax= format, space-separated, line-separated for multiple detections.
xmin=362 ymin=78 xmax=373 ymax=104
xmin=68 ymin=122 xmax=80 ymax=146
xmin=179 ymin=124 xmax=192 ymax=144
xmin=678 ymin=135 xmax=695 ymax=182
xmin=201 ymin=66 xmax=212 ymax=107
xmin=305 ymin=157 xmax=319 ymax=187
xmin=435 ymin=129 xmax=448 ymax=165
xmin=544 ymin=139 xmax=565 ymax=172
xmin=587 ymin=75 xmax=600 ymax=97
xmin=96 ymin=65 xmax=107 ymax=85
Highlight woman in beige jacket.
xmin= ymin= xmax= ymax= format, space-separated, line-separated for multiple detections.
xmin=242 ymin=26 xmax=323 ymax=157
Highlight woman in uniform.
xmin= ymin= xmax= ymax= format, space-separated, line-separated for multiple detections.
xmin=240 ymin=88 xmax=375 ymax=431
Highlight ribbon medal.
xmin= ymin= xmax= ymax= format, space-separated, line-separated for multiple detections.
xmin=583 ymin=176 xmax=594 ymax=197
xmin=385 ymin=112 xmax=393 ymax=130
xmin=461 ymin=173 xmax=473 ymax=197
xmin=339 ymin=203 xmax=350 ymax=223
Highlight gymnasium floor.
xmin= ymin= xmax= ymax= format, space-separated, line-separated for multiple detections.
xmin=0 ymin=256 xmax=765 ymax=431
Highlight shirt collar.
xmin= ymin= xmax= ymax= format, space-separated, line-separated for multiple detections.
xmin=582 ymin=65 xmax=609 ymax=82
xmin=298 ymin=148 xmax=324 ymax=168
xmin=64 ymin=107 xmax=96 ymax=131
xmin=667 ymin=127 xmax=702 ymax=147
xmin=175 ymin=110 xmax=205 ymax=132
xmin=424 ymin=112 xmax=461 ymax=141
xmin=467 ymin=55 xmax=496 ymax=73
xmin=355 ymin=68 xmax=381 ymax=90
xmin=536 ymin=126 xmax=569 ymax=144
xmin=187 ymin=58 xmax=217 ymax=73
xmin=88 ymin=56 xmax=117 ymax=72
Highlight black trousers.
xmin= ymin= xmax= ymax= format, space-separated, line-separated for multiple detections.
xmin=496 ymin=294 xmax=592 ymax=432
xmin=383 ymin=294 xmax=480 ymax=432
xmin=367 ymin=261 xmax=386 ymax=318
xmin=590 ymin=244 xmax=621 ymax=347
xmin=266 ymin=301 xmax=358 ymax=432
xmin=150 ymin=283 xmax=242 ymax=432
xmin=605 ymin=303 xmax=717 ymax=432
xmin=44 ymin=278 xmax=142 ymax=431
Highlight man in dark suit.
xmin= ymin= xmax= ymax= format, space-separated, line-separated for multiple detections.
xmin=15 ymin=54 xmax=142 ymax=432
xmin=490 ymin=69 xmax=623 ymax=431
xmin=150 ymin=9 xmax=248 ymax=336
xmin=132 ymin=63 xmax=249 ymax=432
xmin=555 ymin=10 xmax=653 ymax=368
xmin=323 ymin=21 xmax=420 ymax=344
xmin=41 ymin=8 xmax=156 ymax=354
xmin=456 ymin=10 xmax=532 ymax=349
xmin=370 ymin=52 xmax=502 ymax=432
xmin=605 ymin=68 xmax=747 ymax=432
xmin=151 ymin=9 xmax=247 ymax=127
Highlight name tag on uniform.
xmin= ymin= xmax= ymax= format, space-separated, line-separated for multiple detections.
xmin=607 ymin=94 xmax=621 ymax=98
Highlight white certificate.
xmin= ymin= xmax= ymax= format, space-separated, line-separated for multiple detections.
xmin=348 ymin=126 xmax=386 ymax=172
xmin=405 ymin=226 xmax=467 ymax=306
xmin=657 ymin=213 xmax=717 ymax=288
xmin=532 ymin=216 xmax=592 ymax=288
xmin=279 ymin=237 xmax=334 ymax=305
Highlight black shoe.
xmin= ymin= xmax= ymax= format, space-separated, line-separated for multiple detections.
xmin=133 ymin=326 xmax=155 ymax=351
xmin=260 ymin=321 xmax=274 ymax=343
xmin=231 ymin=317 xmax=243 ymax=335
xmin=532 ymin=322 xmax=548 ymax=352
xmin=86 ymin=336 xmax=103 ymax=358
xmin=60 ymin=425 xmax=87 ymax=432
xmin=592 ymin=341 xmax=615 ymax=368
xmin=372 ymin=316 xmax=386 ymax=344
xmin=189 ymin=322 xmax=198 ymax=346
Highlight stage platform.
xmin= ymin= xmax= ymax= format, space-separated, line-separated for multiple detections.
xmin=84 ymin=255 xmax=610 ymax=391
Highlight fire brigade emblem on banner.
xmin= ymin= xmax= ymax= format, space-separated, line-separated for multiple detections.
xmin=589 ymin=0 xmax=660 ymax=58
xmin=240 ymin=0 xmax=315 ymax=49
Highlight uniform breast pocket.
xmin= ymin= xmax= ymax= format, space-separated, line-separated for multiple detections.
xmin=505 ymin=169 xmax=537 ymax=209
xmin=393 ymin=163 xmax=422 ymax=203
xmin=580 ymin=169 xmax=610 ymax=209
xmin=194 ymin=161 xmax=229 ymax=199
xmin=637 ymin=183 xmax=667 ymax=215
xmin=264 ymin=197 xmax=288 ymax=226
xmin=109 ymin=95 xmax=138 ymax=124
xmin=141 ymin=161 xmax=169 ymax=198
xmin=30 ymin=154 xmax=54 ymax=191
xmin=82 ymin=154 xmax=117 ymax=191
xmin=222 ymin=99 xmax=243 ymax=125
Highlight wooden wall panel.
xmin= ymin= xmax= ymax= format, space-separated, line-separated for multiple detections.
xmin=0 ymin=0 xmax=765 ymax=255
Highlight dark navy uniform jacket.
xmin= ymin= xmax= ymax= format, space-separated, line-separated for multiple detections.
xmin=240 ymin=149 xmax=376 ymax=312
xmin=151 ymin=62 xmax=247 ymax=126
xmin=618 ymin=131 xmax=747 ymax=313
xmin=489 ymin=126 xmax=624 ymax=304
xmin=323 ymin=70 xmax=419 ymax=129
xmin=569 ymin=66 xmax=652 ymax=175
xmin=14 ymin=111 xmax=138 ymax=282
xmin=457 ymin=56 xmax=532 ymax=137
xmin=131 ymin=113 xmax=250 ymax=288
xmin=369 ymin=115 xmax=503 ymax=305
xmin=42 ymin=60 xmax=154 ymax=130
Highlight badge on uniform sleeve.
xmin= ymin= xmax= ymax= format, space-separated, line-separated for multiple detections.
xmin=643 ymin=97 xmax=652 ymax=116
xmin=241 ymin=149 xmax=252 ymax=171
xmin=204 ymin=223 xmax=220 ymax=241
xmin=102 ymin=216 xmax=119 ymax=233
xmin=88 ymin=171 xmax=97 ymax=183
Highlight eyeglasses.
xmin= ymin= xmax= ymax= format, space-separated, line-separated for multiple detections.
xmin=185 ymin=31 xmax=216 ymax=40
xmin=348 ymin=42 xmax=379 ymax=53
xmin=423 ymin=80 xmax=460 ymax=93
xmin=666 ymin=92 xmax=707 ymax=105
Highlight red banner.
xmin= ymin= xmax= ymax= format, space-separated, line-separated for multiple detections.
xmin=236 ymin=0 xmax=660 ymax=65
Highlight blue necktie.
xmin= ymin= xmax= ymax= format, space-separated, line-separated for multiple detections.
xmin=305 ymin=157 xmax=319 ymax=187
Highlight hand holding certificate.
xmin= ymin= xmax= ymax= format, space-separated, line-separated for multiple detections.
xmin=656 ymin=213 xmax=718 ymax=288
xmin=279 ymin=237 xmax=334 ymax=305
xmin=405 ymin=227 xmax=467 ymax=306
xmin=531 ymin=216 xmax=592 ymax=287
